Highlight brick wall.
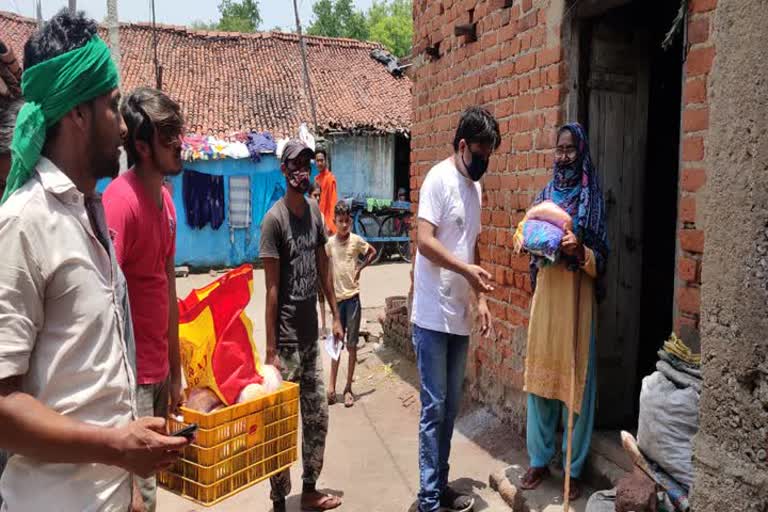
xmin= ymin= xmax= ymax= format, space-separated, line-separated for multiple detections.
xmin=675 ymin=0 xmax=716 ymax=346
xmin=409 ymin=0 xmax=713 ymax=422
xmin=410 ymin=0 xmax=568 ymax=423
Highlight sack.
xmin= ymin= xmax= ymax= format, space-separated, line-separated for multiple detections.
xmin=178 ymin=265 xmax=263 ymax=406
xmin=637 ymin=371 xmax=700 ymax=489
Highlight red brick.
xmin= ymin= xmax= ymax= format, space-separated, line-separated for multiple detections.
xmin=678 ymin=257 xmax=699 ymax=283
xmin=679 ymin=196 xmax=697 ymax=224
xmin=522 ymin=0 xmax=533 ymax=11
xmin=687 ymin=17 xmax=710 ymax=45
xmin=690 ymin=0 xmax=717 ymax=13
xmin=492 ymin=211 xmax=511 ymax=228
xmin=500 ymin=174 xmax=519 ymax=190
xmin=686 ymin=46 xmax=716 ymax=76
xmin=515 ymin=133 xmax=533 ymax=151
xmin=682 ymin=136 xmax=705 ymax=162
xmin=681 ymin=167 xmax=707 ymax=192
xmin=674 ymin=315 xmax=699 ymax=339
xmin=515 ymin=94 xmax=536 ymax=114
xmin=677 ymin=286 xmax=701 ymax=315
xmin=536 ymin=47 xmax=562 ymax=67
xmin=683 ymin=108 xmax=709 ymax=132
xmin=680 ymin=229 xmax=705 ymax=253
xmin=515 ymin=52 xmax=537 ymax=73
xmin=535 ymin=88 xmax=562 ymax=108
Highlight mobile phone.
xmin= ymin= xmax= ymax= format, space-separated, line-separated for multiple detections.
xmin=170 ymin=423 xmax=198 ymax=439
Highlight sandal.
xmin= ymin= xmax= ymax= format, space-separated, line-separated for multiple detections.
xmin=343 ymin=389 xmax=355 ymax=408
xmin=327 ymin=391 xmax=337 ymax=406
xmin=568 ymin=478 xmax=582 ymax=501
xmin=520 ymin=466 xmax=550 ymax=490
xmin=301 ymin=492 xmax=342 ymax=511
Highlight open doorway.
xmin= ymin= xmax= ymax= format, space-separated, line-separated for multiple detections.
xmin=575 ymin=1 xmax=683 ymax=429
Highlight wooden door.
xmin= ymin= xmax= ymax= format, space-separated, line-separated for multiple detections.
xmin=586 ymin=13 xmax=649 ymax=428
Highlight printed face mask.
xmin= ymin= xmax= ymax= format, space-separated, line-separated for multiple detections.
xmin=287 ymin=168 xmax=310 ymax=193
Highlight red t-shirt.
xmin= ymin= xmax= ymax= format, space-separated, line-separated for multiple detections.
xmin=104 ymin=171 xmax=177 ymax=384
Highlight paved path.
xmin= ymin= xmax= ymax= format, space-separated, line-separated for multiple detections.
xmin=162 ymin=262 xmax=516 ymax=511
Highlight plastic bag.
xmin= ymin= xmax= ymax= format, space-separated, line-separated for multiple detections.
xmin=637 ymin=371 xmax=699 ymax=489
xmin=178 ymin=265 xmax=263 ymax=406
xmin=298 ymin=123 xmax=316 ymax=152
xmin=527 ymin=200 xmax=572 ymax=230
xmin=521 ymin=219 xmax=566 ymax=261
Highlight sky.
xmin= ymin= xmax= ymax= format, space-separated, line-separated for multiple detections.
xmin=0 ymin=0 xmax=375 ymax=31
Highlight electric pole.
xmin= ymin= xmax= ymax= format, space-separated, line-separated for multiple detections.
xmin=69 ymin=0 xmax=76 ymax=12
xmin=292 ymin=0 xmax=318 ymax=133
xmin=106 ymin=0 xmax=121 ymax=76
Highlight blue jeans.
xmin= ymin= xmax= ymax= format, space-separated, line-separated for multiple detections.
xmin=412 ymin=324 xmax=470 ymax=512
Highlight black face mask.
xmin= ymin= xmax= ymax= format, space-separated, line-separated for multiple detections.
xmin=462 ymin=150 xmax=489 ymax=182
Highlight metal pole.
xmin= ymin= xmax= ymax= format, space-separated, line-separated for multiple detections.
xmin=35 ymin=0 xmax=43 ymax=26
xmin=69 ymin=0 xmax=76 ymax=12
xmin=151 ymin=0 xmax=161 ymax=89
xmin=292 ymin=0 xmax=318 ymax=133
xmin=106 ymin=0 xmax=121 ymax=77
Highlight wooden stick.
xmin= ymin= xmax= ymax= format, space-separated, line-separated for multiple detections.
xmin=563 ymin=271 xmax=583 ymax=511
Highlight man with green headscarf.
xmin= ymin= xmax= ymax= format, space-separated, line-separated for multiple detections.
xmin=0 ymin=10 xmax=190 ymax=511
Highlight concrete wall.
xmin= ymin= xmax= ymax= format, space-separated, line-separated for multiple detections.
xmin=692 ymin=0 xmax=768 ymax=508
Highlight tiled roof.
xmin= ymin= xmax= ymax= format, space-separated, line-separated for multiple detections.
xmin=0 ymin=11 xmax=412 ymax=137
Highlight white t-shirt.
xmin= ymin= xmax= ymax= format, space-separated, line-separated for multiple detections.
xmin=412 ymin=158 xmax=482 ymax=336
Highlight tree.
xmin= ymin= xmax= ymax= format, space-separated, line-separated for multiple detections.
xmin=218 ymin=0 xmax=262 ymax=32
xmin=307 ymin=0 xmax=369 ymax=40
xmin=190 ymin=0 xmax=261 ymax=33
xmin=367 ymin=0 xmax=413 ymax=57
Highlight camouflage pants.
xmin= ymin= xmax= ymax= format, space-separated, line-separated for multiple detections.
xmin=270 ymin=340 xmax=329 ymax=501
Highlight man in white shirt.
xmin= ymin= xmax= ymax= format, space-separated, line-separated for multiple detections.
xmin=411 ymin=107 xmax=500 ymax=512
xmin=0 ymin=10 xmax=188 ymax=512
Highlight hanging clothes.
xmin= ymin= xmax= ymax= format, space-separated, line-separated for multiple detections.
xmin=246 ymin=132 xmax=277 ymax=162
xmin=229 ymin=175 xmax=251 ymax=243
xmin=183 ymin=169 xmax=225 ymax=230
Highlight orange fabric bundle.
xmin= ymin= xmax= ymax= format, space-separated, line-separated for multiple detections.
xmin=178 ymin=265 xmax=263 ymax=405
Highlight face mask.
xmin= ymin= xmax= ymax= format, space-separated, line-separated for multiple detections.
xmin=462 ymin=149 xmax=489 ymax=182
xmin=288 ymin=169 xmax=310 ymax=193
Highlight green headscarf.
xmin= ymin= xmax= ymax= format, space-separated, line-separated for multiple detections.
xmin=1 ymin=35 xmax=119 ymax=203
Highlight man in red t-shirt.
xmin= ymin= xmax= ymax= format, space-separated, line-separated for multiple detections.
xmin=103 ymin=87 xmax=185 ymax=512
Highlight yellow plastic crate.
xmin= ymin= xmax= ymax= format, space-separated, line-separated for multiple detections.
xmin=160 ymin=381 xmax=299 ymax=506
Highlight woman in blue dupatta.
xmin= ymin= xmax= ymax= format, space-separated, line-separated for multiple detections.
xmin=519 ymin=123 xmax=609 ymax=501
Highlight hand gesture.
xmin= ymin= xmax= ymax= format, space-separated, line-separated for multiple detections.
xmin=112 ymin=417 xmax=189 ymax=478
xmin=561 ymin=229 xmax=583 ymax=258
xmin=332 ymin=317 xmax=344 ymax=345
xmin=477 ymin=299 xmax=493 ymax=337
xmin=463 ymin=264 xmax=494 ymax=294
xmin=266 ymin=350 xmax=282 ymax=371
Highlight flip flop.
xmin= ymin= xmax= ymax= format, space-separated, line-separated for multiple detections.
xmin=327 ymin=391 xmax=336 ymax=406
xmin=568 ymin=478 xmax=583 ymax=501
xmin=343 ymin=390 xmax=355 ymax=408
xmin=520 ymin=466 xmax=550 ymax=490
xmin=301 ymin=493 xmax=342 ymax=511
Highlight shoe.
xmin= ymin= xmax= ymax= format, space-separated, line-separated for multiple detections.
xmin=439 ymin=486 xmax=475 ymax=512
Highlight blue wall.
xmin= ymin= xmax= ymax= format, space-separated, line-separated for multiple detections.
xmin=99 ymin=155 xmax=290 ymax=268
xmin=96 ymin=137 xmax=396 ymax=268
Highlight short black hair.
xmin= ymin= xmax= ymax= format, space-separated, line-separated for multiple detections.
xmin=121 ymin=87 xmax=184 ymax=163
xmin=24 ymin=9 xmax=99 ymax=68
xmin=315 ymin=148 xmax=327 ymax=159
xmin=452 ymin=106 xmax=501 ymax=152
xmin=334 ymin=201 xmax=351 ymax=218
xmin=310 ymin=181 xmax=322 ymax=194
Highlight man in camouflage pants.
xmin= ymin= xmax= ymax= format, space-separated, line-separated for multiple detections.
xmin=259 ymin=139 xmax=344 ymax=512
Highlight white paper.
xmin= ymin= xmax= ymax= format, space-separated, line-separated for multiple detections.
xmin=324 ymin=334 xmax=342 ymax=361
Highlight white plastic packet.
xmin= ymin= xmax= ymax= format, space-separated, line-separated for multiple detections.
xmin=324 ymin=333 xmax=342 ymax=361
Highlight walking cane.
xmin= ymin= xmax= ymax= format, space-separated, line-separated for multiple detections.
xmin=562 ymin=268 xmax=582 ymax=512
